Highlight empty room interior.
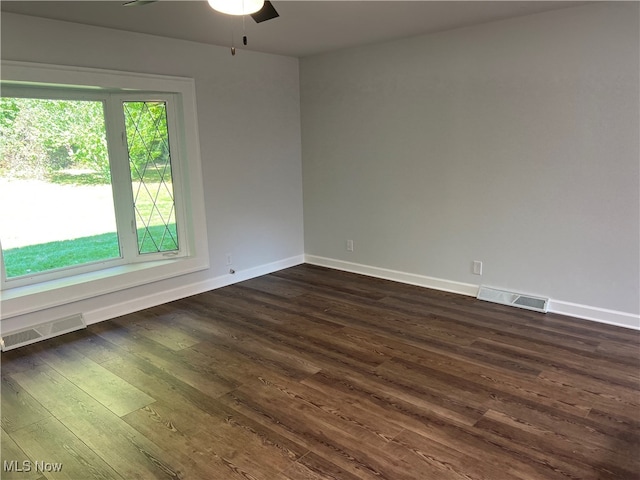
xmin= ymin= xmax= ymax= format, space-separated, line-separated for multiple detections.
xmin=0 ymin=1 xmax=639 ymax=479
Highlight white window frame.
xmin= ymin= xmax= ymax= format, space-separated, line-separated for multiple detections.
xmin=0 ymin=61 xmax=209 ymax=319
xmin=1 ymin=88 xmax=188 ymax=286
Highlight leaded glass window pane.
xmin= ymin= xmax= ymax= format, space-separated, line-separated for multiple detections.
xmin=123 ymin=101 xmax=179 ymax=254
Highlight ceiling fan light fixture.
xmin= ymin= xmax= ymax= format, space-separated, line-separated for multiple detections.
xmin=207 ymin=0 xmax=265 ymax=16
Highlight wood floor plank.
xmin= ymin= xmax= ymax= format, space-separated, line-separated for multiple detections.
xmin=595 ymin=339 xmax=640 ymax=366
xmin=100 ymin=350 xmax=244 ymax=423
xmin=219 ymin=387 xmax=429 ymax=480
xmin=111 ymin=309 xmax=203 ymax=352
xmin=33 ymin=342 xmax=155 ymax=417
xmin=378 ymin=294 xmax=603 ymax=355
xmin=240 ymin=374 xmax=404 ymax=447
xmin=92 ymin=320 xmax=240 ymax=399
xmin=150 ymin=306 xmax=251 ymax=343
xmin=277 ymin=451 xmax=362 ymax=480
xmin=9 ymin=365 xmax=187 ymax=479
xmin=183 ymin=294 xmax=381 ymax=377
xmin=481 ymin=392 xmax=640 ymax=454
xmin=272 ymin=265 xmax=389 ymax=301
xmin=122 ymin=392 xmax=309 ymax=479
xmin=393 ymin=415 xmax=588 ymax=480
xmin=180 ymin=341 xmax=282 ymax=386
xmin=60 ymin=407 xmax=187 ymax=480
xmin=184 ymin=322 xmax=324 ymax=381
xmin=10 ymin=416 xmax=125 ymax=480
xmin=538 ymin=312 xmax=640 ymax=345
xmin=375 ymin=357 xmax=494 ymax=414
xmin=0 ymin=344 xmax=45 ymax=376
xmin=1 ymin=427 xmax=43 ymax=480
xmin=0 ymin=375 xmax=51 ymax=433
xmin=47 ymin=329 xmax=123 ymax=365
xmin=470 ymin=337 xmax=639 ymax=389
xmin=335 ymin=326 xmax=542 ymax=380
xmin=1 ymin=264 xmax=638 ymax=479
xmin=302 ymin=367 xmax=486 ymax=431
xmin=292 ymin=292 xmax=480 ymax=348
xmin=536 ymin=369 xmax=640 ymax=417
xmin=586 ymin=407 xmax=640 ymax=440
xmin=120 ymin=404 xmax=256 ymax=480
xmin=187 ymin=415 xmax=301 ymax=480
xmin=474 ymin=409 xmax=639 ymax=479
xmin=237 ymin=274 xmax=316 ymax=299
xmin=383 ymin=428 xmax=529 ymax=480
xmin=376 ymin=354 xmax=595 ymax=418
xmin=10 ymin=365 xmax=103 ymax=421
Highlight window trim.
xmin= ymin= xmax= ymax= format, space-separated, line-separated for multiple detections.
xmin=0 ymin=61 xmax=209 ymax=319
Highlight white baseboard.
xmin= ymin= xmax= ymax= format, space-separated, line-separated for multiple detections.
xmin=304 ymin=255 xmax=640 ymax=331
xmin=304 ymin=255 xmax=478 ymax=296
xmin=548 ymin=300 xmax=640 ymax=330
xmin=84 ymin=255 xmax=305 ymax=325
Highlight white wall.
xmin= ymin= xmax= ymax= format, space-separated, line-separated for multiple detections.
xmin=300 ymin=3 xmax=639 ymax=327
xmin=1 ymin=13 xmax=304 ymax=331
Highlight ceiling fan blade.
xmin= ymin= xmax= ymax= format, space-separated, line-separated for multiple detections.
xmin=250 ymin=1 xmax=279 ymax=23
xmin=122 ymin=0 xmax=158 ymax=6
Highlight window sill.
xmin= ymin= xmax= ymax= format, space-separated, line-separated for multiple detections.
xmin=0 ymin=257 xmax=209 ymax=319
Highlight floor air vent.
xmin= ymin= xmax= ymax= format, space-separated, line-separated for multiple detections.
xmin=1 ymin=314 xmax=86 ymax=352
xmin=477 ymin=286 xmax=549 ymax=313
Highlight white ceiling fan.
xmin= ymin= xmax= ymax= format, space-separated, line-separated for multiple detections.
xmin=123 ymin=0 xmax=280 ymax=24
xmin=123 ymin=0 xmax=279 ymax=53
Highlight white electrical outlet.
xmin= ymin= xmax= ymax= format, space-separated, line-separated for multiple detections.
xmin=346 ymin=239 xmax=354 ymax=252
xmin=226 ymin=254 xmax=233 ymax=266
xmin=472 ymin=260 xmax=483 ymax=275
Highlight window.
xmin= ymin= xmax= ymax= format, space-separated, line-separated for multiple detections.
xmin=1 ymin=90 xmax=185 ymax=287
xmin=1 ymin=96 xmax=120 ymax=279
xmin=0 ymin=61 xmax=209 ymax=318
xmin=124 ymin=100 xmax=180 ymax=255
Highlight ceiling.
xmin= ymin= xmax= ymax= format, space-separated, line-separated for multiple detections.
xmin=1 ymin=1 xmax=589 ymax=57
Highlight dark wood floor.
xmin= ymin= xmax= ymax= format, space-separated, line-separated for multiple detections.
xmin=1 ymin=264 xmax=639 ymax=479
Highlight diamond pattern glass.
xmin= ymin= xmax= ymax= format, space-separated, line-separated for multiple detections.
xmin=123 ymin=101 xmax=178 ymax=254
